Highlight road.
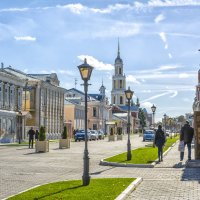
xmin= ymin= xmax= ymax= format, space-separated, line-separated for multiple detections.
xmin=0 ymin=134 xmax=145 ymax=199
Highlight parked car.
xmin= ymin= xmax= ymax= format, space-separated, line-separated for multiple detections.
xmin=97 ymin=130 xmax=105 ymax=140
xmin=89 ymin=130 xmax=98 ymax=140
xmin=75 ymin=130 xmax=91 ymax=142
xmin=143 ymin=130 xmax=155 ymax=141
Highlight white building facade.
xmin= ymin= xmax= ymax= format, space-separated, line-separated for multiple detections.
xmin=4 ymin=67 xmax=66 ymax=140
xmin=0 ymin=65 xmax=25 ymax=143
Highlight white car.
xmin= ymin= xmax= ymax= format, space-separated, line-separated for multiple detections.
xmin=89 ymin=130 xmax=98 ymax=140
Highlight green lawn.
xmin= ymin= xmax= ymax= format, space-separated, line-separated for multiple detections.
xmin=8 ymin=178 xmax=135 ymax=200
xmin=105 ymin=136 xmax=179 ymax=164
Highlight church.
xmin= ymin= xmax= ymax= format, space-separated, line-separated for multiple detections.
xmin=108 ymin=41 xmax=139 ymax=134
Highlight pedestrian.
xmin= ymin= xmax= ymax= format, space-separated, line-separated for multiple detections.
xmin=35 ymin=130 xmax=39 ymax=141
xmin=27 ymin=127 xmax=35 ymax=148
xmin=73 ymin=129 xmax=76 ymax=139
xmin=180 ymin=121 xmax=194 ymax=161
xmin=154 ymin=125 xmax=166 ymax=162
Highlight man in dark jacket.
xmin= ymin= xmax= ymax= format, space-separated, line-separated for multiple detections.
xmin=28 ymin=127 xmax=35 ymax=148
xmin=154 ymin=125 xmax=166 ymax=162
xmin=180 ymin=121 xmax=194 ymax=161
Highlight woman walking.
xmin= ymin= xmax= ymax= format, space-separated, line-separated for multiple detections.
xmin=154 ymin=125 xmax=166 ymax=162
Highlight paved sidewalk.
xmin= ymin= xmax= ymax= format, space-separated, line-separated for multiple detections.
xmin=1 ymin=136 xmax=200 ymax=200
xmin=126 ymin=142 xmax=200 ymax=200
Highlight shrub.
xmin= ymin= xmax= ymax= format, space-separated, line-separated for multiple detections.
xmin=62 ymin=126 xmax=68 ymax=139
xmin=39 ymin=126 xmax=46 ymax=141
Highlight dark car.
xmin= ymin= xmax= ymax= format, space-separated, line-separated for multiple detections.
xmin=75 ymin=130 xmax=84 ymax=142
xmin=75 ymin=130 xmax=91 ymax=142
xmin=143 ymin=130 xmax=155 ymax=141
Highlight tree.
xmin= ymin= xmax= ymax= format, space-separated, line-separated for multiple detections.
xmin=39 ymin=126 xmax=46 ymax=141
xmin=62 ymin=126 xmax=68 ymax=139
xmin=138 ymin=108 xmax=146 ymax=131
xmin=136 ymin=98 xmax=140 ymax=107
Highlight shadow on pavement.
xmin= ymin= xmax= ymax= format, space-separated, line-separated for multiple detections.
xmin=181 ymin=163 xmax=200 ymax=184
xmin=90 ymin=166 xmax=116 ymax=175
xmin=173 ymin=162 xmax=185 ymax=168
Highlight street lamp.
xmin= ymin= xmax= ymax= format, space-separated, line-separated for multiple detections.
xmin=163 ymin=113 xmax=167 ymax=134
xmin=18 ymin=111 xmax=22 ymax=144
xmin=77 ymin=58 xmax=93 ymax=186
xmin=125 ymin=86 xmax=134 ymax=161
xmin=151 ymin=104 xmax=156 ymax=129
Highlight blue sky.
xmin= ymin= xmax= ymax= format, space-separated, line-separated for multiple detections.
xmin=0 ymin=0 xmax=200 ymax=122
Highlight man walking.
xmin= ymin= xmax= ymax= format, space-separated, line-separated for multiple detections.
xmin=28 ymin=127 xmax=35 ymax=148
xmin=154 ymin=125 xmax=166 ymax=162
xmin=180 ymin=121 xmax=194 ymax=161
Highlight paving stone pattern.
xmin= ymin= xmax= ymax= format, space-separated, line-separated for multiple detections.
xmin=0 ymin=135 xmax=200 ymax=200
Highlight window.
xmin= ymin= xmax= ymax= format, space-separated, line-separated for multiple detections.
xmin=113 ymin=96 xmax=116 ymax=104
xmin=93 ymin=124 xmax=97 ymax=130
xmin=114 ymin=80 xmax=116 ymax=89
xmin=120 ymin=96 xmax=123 ymax=104
xmin=119 ymin=68 xmax=122 ymax=75
xmin=93 ymin=107 xmax=97 ymax=117
xmin=119 ymin=80 xmax=122 ymax=88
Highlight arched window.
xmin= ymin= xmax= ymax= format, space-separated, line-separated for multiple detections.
xmin=119 ymin=68 xmax=122 ymax=75
xmin=120 ymin=96 xmax=123 ymax=104
xmin=119 ymin=80 xmax=122 ymax=88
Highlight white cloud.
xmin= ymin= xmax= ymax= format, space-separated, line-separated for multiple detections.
xmin=179 ymin=73 xmax=190 ymax=78
xmin=57 ymin=3 xmax=133 ymax=14
xmin=134 ymin=0 xmax=200 ymax=9
xmin=91 ymin=3 xmax=132 ymax=13
xmin=56 ymin=4 xmax=86 ymax=14
xmin=141 ymin=101 xmax=153 ymax=109
xmin=154 ymin=14 xmax=165 ymax=24
xmin=77 ymin=55 xmax=114 ymax=71
xmin=14 ymin=36 xmax=36 ymax=41
xmin=170 ymin=90 xmax=178 ymax=98
xmin=156 ymin=65 xmax=180 ymax=71
xmin=159 ymin=32 xmax=168 ymax=49
xmin=23 ymin=69 xmax=28 ymax=73
xmin=0 ymin=8 xmax=29 ymax=12
xmin=141 ymin=90 xmax=178 ymax=102
xmin=168 ymin=53 xmax=172 ymax=59
xmin=141 ymin=90 xmax=152 ymax=93
xmin=126 ymin=75 xmax=140 ymax=84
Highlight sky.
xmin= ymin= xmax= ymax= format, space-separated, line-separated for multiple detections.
xmin=0 ymin=0 xmax=200 ymax=122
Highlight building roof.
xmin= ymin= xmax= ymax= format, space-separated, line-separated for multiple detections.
xmin=88 ymin=94 xmax=104 ymax=101
xmin=118 ymin=105 xmax=139 ymax=112
xmin=4 ymin=67 xmax=38 ymax=81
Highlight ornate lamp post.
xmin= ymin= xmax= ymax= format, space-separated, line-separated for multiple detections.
xmin=151 ymin=104 xmax=156 ymax=129
xmin=77 ymin=58 xmax=93 ymax=186
xmin=125 ymin=86 xmax=134 ymax=161
xmin=18 ymin=111 xmax=22 ymax=144
xmin=163 ymin=113 xmax=167 ymax=134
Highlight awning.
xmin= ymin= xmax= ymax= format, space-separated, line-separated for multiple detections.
xmin=106 ymin=121 xmax=116 ymax=125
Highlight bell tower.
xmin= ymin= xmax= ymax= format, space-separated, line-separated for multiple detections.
xmin=111 ymin=40 xmax=126 ymax=105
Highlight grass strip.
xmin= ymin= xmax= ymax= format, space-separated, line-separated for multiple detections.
xmin=8 ymin=178 xmax=135 ymax=200
xmin=105 ymin=136 xmax=179 ymax=164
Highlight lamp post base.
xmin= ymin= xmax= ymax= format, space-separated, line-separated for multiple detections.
xmin=82 ymin=149 xmax=90 ymax=186
xmin=127 ymin=142 xmax=132 ymax=161
xmin=127 ymin=152 xmax=132 ymax=161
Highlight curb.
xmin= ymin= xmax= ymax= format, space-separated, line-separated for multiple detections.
xmin=100 ymin=140 xmax=179 ymax=168
xmin=2 ymin=185 xmax=41 ymax=200
xmin=115 ymin=177 xmax=143 ymax=200
xmin=100 ymin=159 xmax=154 ymax=168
